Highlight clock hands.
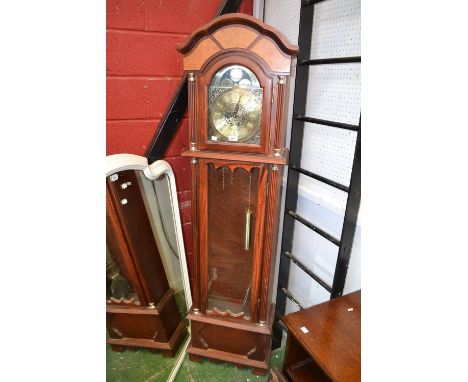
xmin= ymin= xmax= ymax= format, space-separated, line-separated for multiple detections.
xmin=234 ymin=97 xmax=241 ymax=116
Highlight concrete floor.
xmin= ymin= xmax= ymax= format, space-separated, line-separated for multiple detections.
xmin=107 ymin=340 xmax=285 ymax=382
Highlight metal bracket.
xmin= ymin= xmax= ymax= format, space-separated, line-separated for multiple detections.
xmin=274 ymin=148 xmax=283 ymax=157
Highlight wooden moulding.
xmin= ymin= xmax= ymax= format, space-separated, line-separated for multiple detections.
xmin=188 ymin=303 xmax=275 ymax=335
xmin=177 ymin=13 xmax=298 ymax=56
xmin=181 ymin=148 xmax=289 ymax=165
xmin=195 ymin=54 xmax=273 ymax=154
xmin=186 ymin=304 xmax=275 ymax=374
xmin=107 ymin=320 xmax=186 ymax=353
xmin=107 ymin=288 xmax=187 ymax=355
xmin=106 ymin=288 xmax=175 ymax=315
xmin=177 ymin=14 xmax=298 ymax=74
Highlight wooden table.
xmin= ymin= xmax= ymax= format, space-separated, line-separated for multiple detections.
xmin=280 ymin=291 xmax=361 ymax=382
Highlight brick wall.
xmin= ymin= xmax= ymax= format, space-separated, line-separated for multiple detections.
xmin=106 ymin=0 xmax=253 ymax=282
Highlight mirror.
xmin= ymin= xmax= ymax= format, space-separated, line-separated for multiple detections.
xmin=106 ymin=154 xmax=192 ymax=382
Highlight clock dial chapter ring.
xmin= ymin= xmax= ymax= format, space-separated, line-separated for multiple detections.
xmin=210 ymin=88 xmax=261 ymax=142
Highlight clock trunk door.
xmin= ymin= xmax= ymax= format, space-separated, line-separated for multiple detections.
xmin=198 ymin=159 xmax=268 ymax=321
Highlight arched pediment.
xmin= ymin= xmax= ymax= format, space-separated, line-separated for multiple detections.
xmin=176 ymin=13 xmax=298 ymax=74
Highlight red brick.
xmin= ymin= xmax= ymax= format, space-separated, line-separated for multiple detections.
xmin=165 ymin=156 xmax=191 ymax=192
xmin=145 ymin=0 xmax=220 ymax=34
xmin=107 ymin=30 xmax=184 ymax=76
xmin=106 ymin=120 xmax=158 ymax=155
xmin=107 ymin=78 xmax=180 ymax=120
xmin=177 ymin=190 xmax=192 ymax=224
xmin=107 ymin=0 xmax=145 ymax=30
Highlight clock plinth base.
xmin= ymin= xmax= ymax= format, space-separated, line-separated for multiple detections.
xmin=187 ymin=303 xmax=275 ymax=375
xmin=106 ymin=289 xmax=186 ymax=356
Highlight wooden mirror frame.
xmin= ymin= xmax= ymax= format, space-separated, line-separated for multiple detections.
xmin=106 ymin=154 xmax=192 ymax=382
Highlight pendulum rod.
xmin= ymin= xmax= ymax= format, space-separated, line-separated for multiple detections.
xmin=244 ymin=171 xmax=252 ymax=251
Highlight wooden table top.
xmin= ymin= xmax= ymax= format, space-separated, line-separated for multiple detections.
xmin=281 ymin=290 xmax=361 ymax=382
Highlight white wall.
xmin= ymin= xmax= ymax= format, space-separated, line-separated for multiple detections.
xmin=263 ymin=0 xmax=361 ymax=313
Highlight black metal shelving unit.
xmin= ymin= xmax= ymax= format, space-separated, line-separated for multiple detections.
xmin=272 ymin=0 xmax=361 ymax=349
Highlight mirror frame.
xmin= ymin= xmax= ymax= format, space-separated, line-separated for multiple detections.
xmin=106 ymin=154 xmax=192 ymax=382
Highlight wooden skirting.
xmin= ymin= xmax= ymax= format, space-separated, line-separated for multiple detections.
xmin=187 ymin=303 xmax=275 ymax=373
xmin=107 ymin=318 xmax=186 ymax=351
xmin=187 ymin=346 xmax=269 ymax=371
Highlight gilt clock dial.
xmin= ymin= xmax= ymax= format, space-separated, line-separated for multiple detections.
xmin=208 ymin=65 xmax=263 ymax=144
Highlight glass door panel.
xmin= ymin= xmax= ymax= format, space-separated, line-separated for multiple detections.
xmin=206 ymin=164 xmax=259 ymax=319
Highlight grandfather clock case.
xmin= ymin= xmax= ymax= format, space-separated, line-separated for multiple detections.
xmin=178 ymin=14 xmax=298 ymax=375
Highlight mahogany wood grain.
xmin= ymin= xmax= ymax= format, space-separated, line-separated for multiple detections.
xmin=198 ymin=161 xmax=209 ymax=313
xmin=106 ymin=289 xmax=175 ymax=315
xmin=179 ymin=13 xmax=297 ymax=373
xmin=183 ymin=37 xmax=221 ymax=70
xmin=250 ymin=37 xmax=292 ymax=73
xmin=107 ymin=319 xmax=186 ymax=355
xmin=182 ymin=149 xmax=289 ymax=165
xmin=258 ymin=164 xmax=283 ymax=322
xmin=213 ymin=25 xmax=259 ymax=49
xmin=248 ymin=164 xmax=268 ymax=322
xmin=187 ymin=304 xmax=275 ymax=374
xmin=188 ymin=303 xmax=275 ymax=333
xmin=273 ymin=79 xmax=286 ymax=149
xmin=177 ymin=13 xmax=298 ymax=57
xmin=282 ymin=291 xmax=361 ymax=382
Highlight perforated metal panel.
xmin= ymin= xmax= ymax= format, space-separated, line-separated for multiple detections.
xmin=299 ymin=174 xmax=348 ymax=213
xmin=310 ymin=0 xmax=361 ymax=59
xmin=305 ymin=63 xmax=361 ymax=125
xmin=263 ymin=0 xmax=301 ymax=150
xmin=263 ymin=0 xmax=301 ymax=45
xmin=301 ymin=122 xmax=357 ymax=187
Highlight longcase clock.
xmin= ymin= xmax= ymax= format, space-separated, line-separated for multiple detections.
xmin=177 ymin=14 xmax=298 ymax=375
